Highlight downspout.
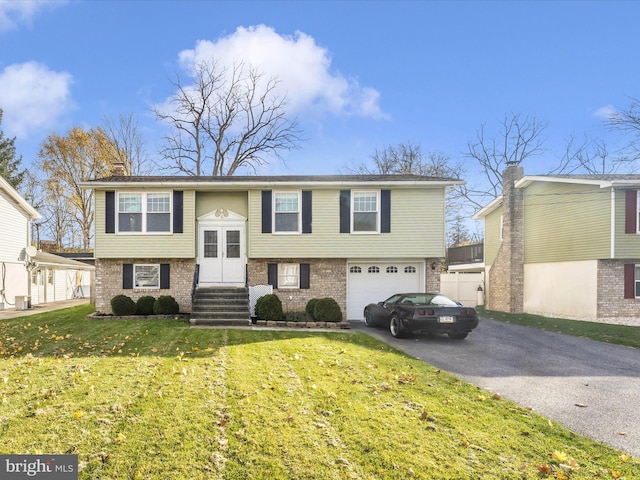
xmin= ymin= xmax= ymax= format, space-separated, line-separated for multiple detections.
xmin=611 ymin=188 xmax=616 ymax=259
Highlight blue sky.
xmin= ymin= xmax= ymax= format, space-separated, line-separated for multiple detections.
xmin=1 ymin=0 xmax=639 ymax=181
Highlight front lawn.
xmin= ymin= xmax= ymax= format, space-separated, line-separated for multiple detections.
xmin=478 ymin=307 xmax=640 ymax=349
xmin=1 ymin=305 xmax=638 ymax=479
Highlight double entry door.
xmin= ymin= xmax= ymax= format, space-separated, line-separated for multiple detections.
xmin=198 ymin=223 xmax=246 ymax=285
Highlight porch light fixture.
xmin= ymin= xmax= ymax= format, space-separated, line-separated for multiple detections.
xmin=431 ymin=262 xmax=437 ymax=271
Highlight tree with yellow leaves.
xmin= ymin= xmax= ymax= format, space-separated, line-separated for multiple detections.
xmin=37 ymin=126 xmax=116 ymax=251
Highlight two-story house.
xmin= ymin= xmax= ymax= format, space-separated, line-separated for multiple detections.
xmin=474 ymin=165 xmax=640 ymax=325
xmin=81 ymin=172 xmax=461 ymax=322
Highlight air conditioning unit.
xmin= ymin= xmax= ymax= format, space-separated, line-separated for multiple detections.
xmin=15 ymin=296 xmax=31 ymax=310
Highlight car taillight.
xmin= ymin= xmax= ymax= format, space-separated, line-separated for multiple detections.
xmin=417 ymin=309 xmax=426 ymax=316
xmin=427 ymin=309 xmax=434 ymax=316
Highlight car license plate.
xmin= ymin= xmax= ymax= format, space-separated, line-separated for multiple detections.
xmin=438 ymin=316 xmax=455 ymax=323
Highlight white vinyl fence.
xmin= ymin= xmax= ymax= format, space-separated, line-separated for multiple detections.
xmin=440 ymin=272 xmax=484 ymax=307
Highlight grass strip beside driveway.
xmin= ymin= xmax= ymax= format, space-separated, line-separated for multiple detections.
xmin=478 ymin=307 xmax=640 ymax=349
xmin=0 ymin=305 xmax=638 ymax=479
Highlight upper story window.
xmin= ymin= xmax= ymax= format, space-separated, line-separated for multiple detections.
xmin=274 ymin=192 xmax=300 ymax=233
xmin=352 ymin=191 xmax=379 ymax=233
xmin=117 ymin=192 xmax=171 ymax=233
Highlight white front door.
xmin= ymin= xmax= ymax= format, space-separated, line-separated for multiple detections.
xmin=197 ymin=210 xmax=247 ymax=285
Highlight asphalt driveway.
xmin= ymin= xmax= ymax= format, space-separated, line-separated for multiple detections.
xmin=351 ymin=317 xmax=640 ymax=458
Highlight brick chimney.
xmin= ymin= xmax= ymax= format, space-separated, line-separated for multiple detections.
xmin=487 ymin=164 xmax=524 ymax=313
xmin=112 ymin=162 xmax=126 ymax=176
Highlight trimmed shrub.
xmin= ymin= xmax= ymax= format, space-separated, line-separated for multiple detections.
xmin=110 ymin=294 xmax=137 ymax=316
xmin=313 ymin=297 xmax=342 ymax=323
xmin=153 ymin=295 xmax=180 ymax=315
xmin=255 ymin=294 xmax=283 ymax=321
xmin=305 ymin=298 xmax=319 ymax=320
xmin=136 ymin=295 xmax=156 ymax=315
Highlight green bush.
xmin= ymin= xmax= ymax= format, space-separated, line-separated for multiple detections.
xmin=110 ymin=294 xmax=137 ymax=316
xmin=313 ymin=297 xmax=342 ymax=323
xmin=153 ymin=295 xmax=180 ymax=315
xmin=305 ymin=298 xmax=319 ymax=319
xmin=255 ymin=294 xmax=283 ymax=320
xmin=136 ymin=295 xmax=156 ymax=315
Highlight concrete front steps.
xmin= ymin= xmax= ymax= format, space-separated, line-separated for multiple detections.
xmin=190 ymin=286 xmax=251 ymax=327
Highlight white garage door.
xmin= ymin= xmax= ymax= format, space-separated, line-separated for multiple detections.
xmin=347 ymin=261 xmax=424 ymax=320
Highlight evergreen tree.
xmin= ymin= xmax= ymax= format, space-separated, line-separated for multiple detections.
xmin=0 ymin=109 xmax=25 ymax=189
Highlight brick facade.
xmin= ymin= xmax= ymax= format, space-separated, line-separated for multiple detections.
xmin=597 ymin=259 xmax=640 ymax=325
xmin=487 ymin=165 xmax=524 ymax=313
xmin=248 ymin=258 xmax=347 ymax=319
xmin=95 ymin=258 xmax=196 ymax=314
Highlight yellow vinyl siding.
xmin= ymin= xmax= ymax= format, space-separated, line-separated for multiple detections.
xmin=483 ymin=207 xmax=502 ymax=267
xmin=195 ymin=191 xmax=248 ymax=218
xmin=94 ymin=189 xmax=196 ymax=258
xmin=523 ymin=182 xmax=610 ymax=263
xmin=613 ymin=188 xmax=640 ymax=258
xmin=248 ymin=187 xmax=446 ymax=258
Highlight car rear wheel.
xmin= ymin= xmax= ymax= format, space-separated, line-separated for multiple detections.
xmin=364 ymin=309 xmax=375 ymax=327
xmin=389 ymin=315 xmax=404 ymax=338
xmin=448 ymin=332 xmax=468 ymax=340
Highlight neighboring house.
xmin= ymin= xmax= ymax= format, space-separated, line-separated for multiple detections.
xmin=0 ymin=175 xmax=94 ymax=310
xmin=0 ymin=175 xmax=40 ymax=309
xmin=81 ymin=173 xmax=461 ymax=321
xmin=474 ymin=164 xmax=640 ymax=326
xmin=28 ymin=251 xmax=94 ymax=305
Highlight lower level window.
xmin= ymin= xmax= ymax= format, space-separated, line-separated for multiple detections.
xmin=135 ymin=264 xmax=160 ymax=289
xmin=278 ymin=263 xmax=299 ymax=288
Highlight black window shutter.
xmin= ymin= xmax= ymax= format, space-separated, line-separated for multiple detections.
xmin=302 ymin=190 xmax=312 ymax=234
xmin=300 ymin=263 xmax=310 ymax=289
xmin=381 ymin=189 xmax=391 ymax=233
xmin=123 ymin=264 xmax=133 ymax=289
xmin=173 ymin=191 xmax=183 ymax=234
xmin=339 ymin=190 xmax=350 ymax=233
xmin=625 ymin=190 xmax=637 ymax=234
xmin=262 ymin=190 xmax=272 ymax=233
xmin=624 ymin=264 xmax=636 ymax=299
xmin=267 ymin=263 xmax=278 ymax=288
xmin=160 ymin=264 xmax=170 ymax=289
xmin=106 ymin=191 xmax=115 ymax=234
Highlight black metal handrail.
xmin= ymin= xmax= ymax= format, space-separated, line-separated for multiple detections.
xmin=191 ymin=263 xmax=200 ymax=305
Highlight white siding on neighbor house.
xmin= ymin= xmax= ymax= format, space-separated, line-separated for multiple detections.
xmin=0 ymin=189 xmax=29 ymax=263
xmin=0 ymin=262 xmax=29 ymax=308
xmin=523 ymin=261 xmax=598 ymax=320
xmin=30 ymin=268 xmax=93 ymax=304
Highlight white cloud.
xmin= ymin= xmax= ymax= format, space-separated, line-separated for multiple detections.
xmin=0 ymin=0 xmax=65 ymax=32
xmin=593 ymin=104 xmax=618 ymax=120
xmin=0 ymin=62 xmax=74 ymax=138
xmin=176 ymin=25 xmax=387 ymax=119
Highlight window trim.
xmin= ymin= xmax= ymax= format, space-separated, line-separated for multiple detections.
xmin=133 ymin=264 xmax=161 ymax=289
xmin=116 ymin=191 xmax=173 ymax=235
xmin=351 ymin=190 xmax=380 ymax=234
xmin=272 ymin=190 xmax=302 ymax=235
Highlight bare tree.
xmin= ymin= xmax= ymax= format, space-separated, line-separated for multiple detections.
xmin=550 ymin=135 xmax=635 ymax=175
xmin=606 ymin=96 xmax=640 ymax=163
xmin=101 ymin=112 xmax=150 ymax=175
xmin=464 ymin=113 xmax=547 ymax=210
xmin=154 ymin=61 xmax=301 ymax=176
xmin=348 ymin=142 xmax=462 ymax=178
